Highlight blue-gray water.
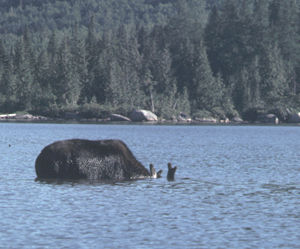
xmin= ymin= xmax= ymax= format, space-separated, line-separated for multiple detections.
xmin=0 ymin=123 xmax=299 ymax=249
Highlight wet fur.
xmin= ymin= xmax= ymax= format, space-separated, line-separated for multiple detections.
xmin=35 ymin=139 xmax=151 ymax=181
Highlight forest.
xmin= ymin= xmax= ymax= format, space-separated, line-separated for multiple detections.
xmin=0 ymin=0 xmax=299 ymax=121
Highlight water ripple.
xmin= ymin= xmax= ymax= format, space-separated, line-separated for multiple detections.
xmin=0 ymin=124 xmax=300 ymax=248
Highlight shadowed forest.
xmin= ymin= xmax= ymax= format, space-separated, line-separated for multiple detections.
xmin=0 ymin=0 xmax=299 ymax=121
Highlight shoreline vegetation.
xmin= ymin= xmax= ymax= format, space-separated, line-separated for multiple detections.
xmin=0 ymin=1 xmax=299 ymax=122
xmin=1 ymin=108 xmax=300 ymax=125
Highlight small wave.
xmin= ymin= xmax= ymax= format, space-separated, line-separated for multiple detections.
xmin=261 ymin=183 xmax=299 ymax=193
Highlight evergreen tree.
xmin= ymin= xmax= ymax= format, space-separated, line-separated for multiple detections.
xmin=209 ymin=0 xmax=253 ymax=83
xmin=47 ymin=31 xmax=58 ymax=65
xmin=0 ymin=0 xmax=299 ymax=119
xmin=31 ymin=49 xmax=56 ymax=112
xmin=0 ymin=40 xmax=6 ymax=74
xmin=141 ymin=68 xmax=156 ymax=113
xmin=172 ymin=37 xmax=195 ymax=92
xmin=152 ymin=47 xmax=180 ymax=118
xmin=252 ymin=0 xmax=270 ymax=54
xmin=70 ymin=24 xmax=89 ymax=104
xmin=0 ymin=49 xmax=17 ymax=112
xmin=55 ymin=37 xmax=81 ymax=106
xmin=205 ymin=5 xmax=222 ymax=76
xmin=14 ymin=37 xmax=34 ymax=110
xmin=260 ymin=43 xmax=289 ymax=107
xmin=232 ymin=57 xmax=262 ymax=113
xmin=176 ymin=87 xmax=191 ymax=117
xmin=154 ymin=48 xmax=173 ymax=93
xmin=269 ymin=0 xmax=300 ymax=94
xmin=191 ymin=41 xmax=223 ymax=114
xmin=114 ymin=25 xmax=143 ymax=109
xmin=83 ymin=15 xmax=100 ymax=102
xmin=107 ymin=58 xmax=123 ymax=108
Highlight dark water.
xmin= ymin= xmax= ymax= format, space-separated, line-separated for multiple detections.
xmin=0 ymin=123 xmax=299 ymax=249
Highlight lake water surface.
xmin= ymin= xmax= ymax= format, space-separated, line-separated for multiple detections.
xmin=0 ymin=123 xmax=299 ymax=248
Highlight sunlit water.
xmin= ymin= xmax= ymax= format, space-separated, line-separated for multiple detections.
xmin=0 ymin=123 xmax=299 ymax=249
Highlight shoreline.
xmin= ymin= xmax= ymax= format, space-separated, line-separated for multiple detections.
xmin=0 ymin=114 xmax=299 ymax=126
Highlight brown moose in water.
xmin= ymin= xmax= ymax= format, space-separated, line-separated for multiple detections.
xmin=35 ymin=139 xmax=177 ymax=182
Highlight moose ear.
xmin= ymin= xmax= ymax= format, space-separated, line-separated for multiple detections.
xmin=157 ymin=170 xmax=163 ymax=178
xmin=168 ymin=163 xmax=172 ymax=169
xmin=149 ymin=164 xmax=156 ymax=176
xmin=173 ymin=166 xmax=177 ymax=172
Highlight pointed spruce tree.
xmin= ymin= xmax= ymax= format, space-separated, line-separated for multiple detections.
xmin=191 ymin=41 xmax=224 ymax=115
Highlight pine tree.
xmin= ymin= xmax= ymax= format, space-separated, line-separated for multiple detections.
xmin=154 ymin=48 xmax=173 ymax=92
xmin=83 ymin=16 xmax=100 ymax=102
xmin=260 ymin=43 xmax=289 ymax=107
xmin=249 ymin=56 xmax=262 ymax=108
xmin=205 ymin=5 xmax=222 ymax=76
xmin=22 ymin=27 xmax=35 ymax=70
xmin=152 ymin=47 xmax=179 ymax=118
xmin=86 ymin=16 xmax=98 ymax=73
xmin=55 ymin=37 xmax=81 ymax=106
xmin=0 ymin=49 xmax=17 ymax=112
xmin=0 ymin=40 xmax=6 ymax=74
xmin=176 ymin=87 xmax=191 ymax=117
xmin=114 ymin=25 xmax=143 ymax=109
xmin=208 ymin=0 xmax=253 ymax=83
xmin=141 ymin=68 xmax=156 ymax=113
xmin=90 ymin=49 xmax=107 ymax=105
xmin=269 ymin=0 xmax=300 ymax=94
xmin=71 ymin=24 xmax=89 ymax=104
xmin=47 ymin=31 xmax=58 ymax=65
xmin=252 ymin=0 xmax=270 ymax=54
xmin=191 ymin=41 xmax=223 ymax=114
xmin=232 ymin=59 xmax=262 ymax=113
xmin=13 ymin=37 xmax=34 ymax=110
xmin=107 ymin=58 xmax=123 ymax=108
xmin=172 ymin=37 xmax=195 ymax=93
xmin=31 ymin=49 xmax=56 ymax=112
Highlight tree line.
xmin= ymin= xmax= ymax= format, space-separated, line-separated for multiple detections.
xmin=0 ymin=0 xmax=299 ymax=121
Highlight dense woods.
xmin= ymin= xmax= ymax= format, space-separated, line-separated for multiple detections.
xmin=0 ymin=0 xmax=299 ymax=121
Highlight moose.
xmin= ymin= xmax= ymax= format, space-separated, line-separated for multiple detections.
xmin=35 ymin=139 xmax=177 ymax=182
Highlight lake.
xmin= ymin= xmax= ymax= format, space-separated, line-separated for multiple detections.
xmin=0 ymin=123 xmax=299 ymax=248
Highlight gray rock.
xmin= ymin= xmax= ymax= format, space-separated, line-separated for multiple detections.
xmin=15 ymin=114 xmax=48 ymax=121
xmin=0 ymin=113 xmax=16 ymax=119
xmin=194 ymin=117 xmax=217 ymax=123
xmin=231 ymin=117 xmax=243 ymax=123
xmin=288 ymin=113 xmax=300 ymax=123
xmin=0 ymin=113 xmax=49 ymax=121
xmin=220 ymin=118 xmax=230 ymax=123
xmin=110 ymin=114 xmax=131 ymax=122
xmin=258 ymin=114 xmax=279 ymax=124
xmin=177 ymin=113 xmax=192 ymax=122
xmin=129 ymin=109 xmax=158 ymax=122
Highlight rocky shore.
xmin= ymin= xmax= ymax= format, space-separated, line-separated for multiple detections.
xmin=1 ymin=109 xmax=300 ymax=125
xmin=0 ymin=113 xmax=49 ymax=122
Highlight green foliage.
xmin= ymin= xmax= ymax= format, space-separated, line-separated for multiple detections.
xmin=192 ymin=109 xmax=214 ymax=120
xmin=191 ymin=41 xmax=224 ymax=113
xmin=0 ymin=0 xmax=299 ymax=121
xmin=78 ymin=102 xmax=112 ymax=119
